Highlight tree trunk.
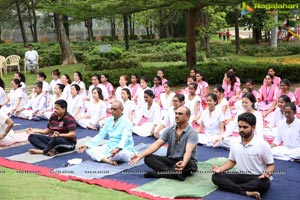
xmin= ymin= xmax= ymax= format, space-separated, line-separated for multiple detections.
xmin=253 ymin=28 xmax=262 ymax=44
xmin=16 ymin=0 xmax=27 ymax=46
xmin=146 ymin=26 xmax=150 ymax=39
xmin=85 ymin=18 xmax=94 ymax=41
xmin=54 ymin=14 xmax=77 ymax=65
xmin=186 ymin=8 xmax=198 ymax=67
xmin=110 ymin=18 xmax=116 ymax=41
xmin=170 ymin=21 xmax=174 ymax=38
xmin=205 ymin=34 xmax=210 ymax=56
xmin=234 ymin=8 xmax=241 ymax=55
xmin=129 ymin=14 xmax=135 ymax=39
xmin=123 ymin=14 xmax=130 ymax=51
xmin=63 ymin=15 xmax=69 ymax=40
xmin=271 ymin=12 xmax=278 ymax=48
xmin=30 ymin=0 xmax=38 ymax=42
xmin=159 ymin=9 xmax=165 ymax=38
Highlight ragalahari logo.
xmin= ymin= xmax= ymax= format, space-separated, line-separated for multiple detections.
xmin=241 ymin=2 xmax=254 ymax=16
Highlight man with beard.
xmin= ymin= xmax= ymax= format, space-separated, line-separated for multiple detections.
xmin=211 ymin=112 xmax=274 ymax=200
xmin=129 ymin=106 xmax=198 ymax=181
xmin=26 ymin=99 xmax=77 ymax=156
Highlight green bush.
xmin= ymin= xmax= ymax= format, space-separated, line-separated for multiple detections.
xmin=82 ymin=61 xmax=300 ymax=87
xmin=138 ymin=52 xmax=185 ymax=62
xmin=39 ymin=51 xmax=61 ymax=67
xmin=83 ymin=55 xmax=140 ymax=71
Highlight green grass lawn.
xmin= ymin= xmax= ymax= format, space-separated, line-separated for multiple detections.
xmin=0 ymin=167 xmax=144 ymax=200
xmin=2 ymin=64 xmax=86 ymax=91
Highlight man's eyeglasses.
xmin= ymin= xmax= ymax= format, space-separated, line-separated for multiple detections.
xmin=111 ymin=107 xmax=120 ymax=111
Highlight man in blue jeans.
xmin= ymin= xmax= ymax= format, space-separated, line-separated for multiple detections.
xmin=26 ymin=99 xmax=77 ymax=156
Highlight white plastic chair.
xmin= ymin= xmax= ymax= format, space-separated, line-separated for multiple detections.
xmin=5 ymin=55 xmax=21 ymax=73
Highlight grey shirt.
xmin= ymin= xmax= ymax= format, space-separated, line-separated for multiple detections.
xmin=160 ymin=124 xmax=198 ymax=161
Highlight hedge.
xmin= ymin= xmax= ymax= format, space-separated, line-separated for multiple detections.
xmin=82 ymin=61 xmax=300 ymax=87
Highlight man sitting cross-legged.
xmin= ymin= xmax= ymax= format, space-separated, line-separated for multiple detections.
xmin=78 ymin=100 xmax=135 ymax=166
xmin=130 ymin=106 xmax=198 ymax=181
xmin=26 ymin=99 xmax=77 ymax=156
xmin=211 ymin=112 xmax=275 ymax=200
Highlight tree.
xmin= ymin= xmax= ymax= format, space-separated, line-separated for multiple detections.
xmin=16 ymin=0 xmax=28 ymax=46
xmin=23 ymin=0 xmax=38 ymax=42
xmin=54 ymin=13 xmax=77 ymax=65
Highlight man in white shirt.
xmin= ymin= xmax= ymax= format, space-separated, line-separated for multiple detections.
xmin=211 ymin=112 xmax=275 ymax=200
xmin=25 ymin=44 xmax=39 ymax=73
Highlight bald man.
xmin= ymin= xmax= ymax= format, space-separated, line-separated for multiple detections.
xmin=130 ymin=106 xmax=198 ymax=181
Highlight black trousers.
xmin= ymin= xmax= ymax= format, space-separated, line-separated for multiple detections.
xmin=212 ymin=172 xmax=271 ymax=195
xmin=28 ymin=134 xmax=75 ymax=155
xmin=144 ymin=154 xmax=197 ymax=180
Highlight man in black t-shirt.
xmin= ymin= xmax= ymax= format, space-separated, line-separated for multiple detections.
xmin=26 ymin=99 xmax=77 ymax=156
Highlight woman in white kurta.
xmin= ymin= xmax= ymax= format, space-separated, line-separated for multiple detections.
xmin=49 ymin=69 xmax=61 ymax=95
xmin=72 ymin=71 xmax=87 ymax=99
xmin=158 ymin=81 xmax=175 ymax=119
xmin=0 ymin=79 xmax=27 ymax=116
xmin=115 ymin=75 xmax=130 ymax=102
xmin=132 ymin=76 xmax=150 ymax=118
xmin=121 ymin=88 xmax=135 ymax=122
xmin=197 ymin=93 xmax=225 ymax=146
xmin=218 ymin=93 xmax=264 ymax=149
xmin=16 ymin=82 xmax=47 ymax=120
xmin=86 ymin=74 xmax=109 ymax=102
xmin=271 ymin=103 xmax=300 ymax=161
xmin=77 ymin=87 xmax=106 ymax=130
xmin=37 ymin=72 xmax=50 ymax=96
xmin=133 ymin=89 xmax=160 ymax=137
xmin=39 ymin=83 xmax=65 ymax=120
xmin=13 ymin=72 xmax=28 ymax=100
xmin=61 ymin=74 xmax=72 ymax=100
xmin=264 ymin=95 xmax=291 ymax=137
xmin=214 ymin=85 xmax=231 ymax=122
xmin=67 ymin=84 xmax=85 ymax=119
xmin=154 ymin=94 xmax=185 ymax=138
xmin=184 ymin=82 xmax=201 ymax=124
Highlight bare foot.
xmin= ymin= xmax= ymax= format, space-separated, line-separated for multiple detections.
xmin=47 ymin=150 xmax=57 ymax=157
xmin=101 ymin=157 xmax=119 ymax=166
xmin=246 ymin=191 xmax=261 ymax=200
xmin=112 ymin=161 xmax=119 ymax=166
xmin=28 ymin=149 xmax=43 ymax=155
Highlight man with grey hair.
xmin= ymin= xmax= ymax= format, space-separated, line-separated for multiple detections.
xmin=130 ymin=106 xmax=198 ymax=181
xmin=78 ymin=100 xmax=135 ymax=165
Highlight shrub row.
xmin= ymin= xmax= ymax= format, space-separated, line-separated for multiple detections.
xmin=83 ymin=55 xmax=140 ymax=71
xmin=82 ymin=61 xmax=300 ymax=87
xmin=138 ymin=52 xmax=185 ymax=62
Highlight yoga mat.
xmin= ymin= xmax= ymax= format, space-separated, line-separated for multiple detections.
xmin=52 ymin=143 xmax=167 ymax=179
xmin=132 ymin=157 xmax=228 ymax=198
xmin=6 ymin=136 xmax=96 ymax=163
xmin=0 ymin=130 xmax=29 ymax=148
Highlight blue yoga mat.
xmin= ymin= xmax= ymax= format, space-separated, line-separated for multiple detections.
xmin=53 ymin=143 xmax=167 ymax=179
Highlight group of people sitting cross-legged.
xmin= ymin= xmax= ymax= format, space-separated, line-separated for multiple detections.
xmin=2 ymin=65 xmax=300 ymax=200
xmin=17 ymin=97 xmax=275 ymax=199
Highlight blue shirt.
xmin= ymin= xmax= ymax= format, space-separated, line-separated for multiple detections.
xmin=86 ymin=115 xmax=135 ymax=152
